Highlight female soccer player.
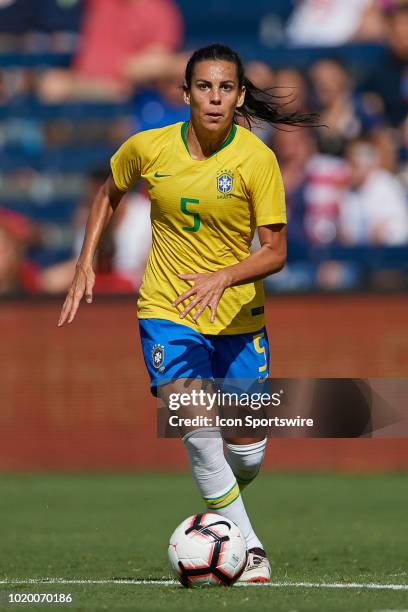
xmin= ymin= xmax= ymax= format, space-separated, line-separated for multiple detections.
xmin=58 ymin=44 xmax=316 ymax=582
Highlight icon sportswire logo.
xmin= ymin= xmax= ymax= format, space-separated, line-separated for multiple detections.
xmin=154 ymin=171 xmax=172 ymax=178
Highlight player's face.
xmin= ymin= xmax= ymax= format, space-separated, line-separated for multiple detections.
xmin=184 ymin=60 xmax=245 ymax=132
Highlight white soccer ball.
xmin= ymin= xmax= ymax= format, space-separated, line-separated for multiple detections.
xmin=168 ymin=513 xmax=247 ymax=587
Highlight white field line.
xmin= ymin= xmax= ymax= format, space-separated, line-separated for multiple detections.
xmin=0 ymin=579 xmax=407 ymax=590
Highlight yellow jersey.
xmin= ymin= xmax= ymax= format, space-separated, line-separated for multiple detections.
xmin=110 ymin=121 xmax=286 ymax=335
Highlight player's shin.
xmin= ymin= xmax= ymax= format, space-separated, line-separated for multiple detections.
xmin=225 ymin=438 xmax=267 ymax=491
xmin=182 ymin=429 xmax=264 ymax=550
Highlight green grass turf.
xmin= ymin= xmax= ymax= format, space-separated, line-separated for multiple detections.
xmin=0 ymin=472 xmax=407 ymax=611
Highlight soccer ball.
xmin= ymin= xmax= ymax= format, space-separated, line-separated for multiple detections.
xmin=168 ymin=513 xmax=247 ymax=587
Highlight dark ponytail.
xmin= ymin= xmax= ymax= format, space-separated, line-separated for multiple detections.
xmin=184 ymin=43 xmax=319 ymax=129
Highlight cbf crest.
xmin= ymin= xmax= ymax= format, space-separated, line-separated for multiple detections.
xmin=217 ymin=169 xmax=234 ymax=198
xmin=152 ymin=344 xmax=165 ymax=371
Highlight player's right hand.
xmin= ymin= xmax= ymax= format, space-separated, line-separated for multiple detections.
xmin=57 ymin=263 xmax=95 ymax=327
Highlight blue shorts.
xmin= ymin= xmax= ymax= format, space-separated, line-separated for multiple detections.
xmin=138 ymin=318 xmax=270 ymax=396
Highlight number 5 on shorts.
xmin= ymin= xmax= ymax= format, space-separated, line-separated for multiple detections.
xmin=253 ymin=333 xmax=268 ymax=373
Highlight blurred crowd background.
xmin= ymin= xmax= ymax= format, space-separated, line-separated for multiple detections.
xmin=0 ymin=0 xmax=407 ymax=297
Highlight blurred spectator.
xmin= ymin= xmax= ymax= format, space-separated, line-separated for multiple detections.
xmin=370 ymin=126 xmax=400 ymax=173
xmin=266 ymin=128 xmax=359 ymax=291
xmin=286 ymin=0 xmax=386 ymax=47
xmin=339 ymin=137 xmax=408 ymax=245
xmin=248 ymin=67 xmax=311 ymax=145
xmin=0 ymin=208 xmax=40 ymax=296
xmin=41 ymin=169 xmax=151 ymax=293
xmin=304 ymin=152 xmax=350 ymax=245
xmin=38 ymin=0 xmax=183 ymax=102
xmin=245 ymin=61 xmax=275 ymax=91
xmin=42 ymin=221 xmax=136 ymax=294
xmin=113 ymin=191 xmax=151 ymax=285
xmin=274 ymin=68 xmax=308 ymax=114
xmin=271 ymin=128 xmax=312 ymax=246
xmin=309 ymin=58 xmax=384 ymax=155
xmin=132 ymin=53 xmax=189 ymax=132
xmin=364 ymin=3 xmax=408 ymax=126
xmin=238 ymin=61 xmax=275 ymax=141
xmin=272 ymin=128 xmax=349 ymax=246
xmin=0 ymin=67 xmax=38 ymax=105
xmin=400 ymin=117 xmax=408 ymax=188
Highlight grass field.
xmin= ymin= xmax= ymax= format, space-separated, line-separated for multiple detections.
xmin=0 ymin=472 xmax=407 ymax=611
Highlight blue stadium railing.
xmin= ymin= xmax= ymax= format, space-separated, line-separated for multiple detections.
xmin=0 ymin=100 xmax=133 ymax=120
xmin=287 ymin=245 xmax=408 ymax=269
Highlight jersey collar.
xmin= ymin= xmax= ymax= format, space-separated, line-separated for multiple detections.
xmin=181 ymin=121 xmax=237 ymax=159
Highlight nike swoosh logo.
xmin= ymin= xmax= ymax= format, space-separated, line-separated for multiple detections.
xmin=154 ymin=171 xmax=172 ymax=178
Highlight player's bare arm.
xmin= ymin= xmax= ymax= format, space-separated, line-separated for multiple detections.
xmin=173 ymin=223 xmax=286 ymax=322
xmin=57 ymin=175 xmax=125 ymax=327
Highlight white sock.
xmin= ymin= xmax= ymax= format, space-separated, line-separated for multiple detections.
xmin=225 ymin=438 xmax=267 ymax=491
xmin=183 ymin=430 xmax=263 ymax=550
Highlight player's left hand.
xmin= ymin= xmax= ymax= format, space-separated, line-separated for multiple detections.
xmin=173 ymin=270 xmax=231 ymax=323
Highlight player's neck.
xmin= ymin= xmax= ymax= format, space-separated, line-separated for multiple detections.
xmin=186 ymin=120 xmax=232 ymax=160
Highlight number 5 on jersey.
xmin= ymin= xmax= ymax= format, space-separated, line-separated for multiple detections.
xmin=181 ymin=197 xmax=200 ymax=232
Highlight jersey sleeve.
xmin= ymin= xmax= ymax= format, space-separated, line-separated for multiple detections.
xmin=249 ymin=148 xmax=287 ymax=226
xmin=110 ymin=133 xmax=146 ymax=192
